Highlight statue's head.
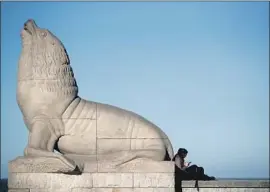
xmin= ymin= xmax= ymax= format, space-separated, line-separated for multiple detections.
xmin=20 ymin=19 xmax=70 ymax=68
xmin=18 ymin=19 xmax=78 ymax=97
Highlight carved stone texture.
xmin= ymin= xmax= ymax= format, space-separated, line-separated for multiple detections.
xmin=8 ymin=172 xmax=175 ymax=192
xmin=12 ymin=19 xmax=174 ymax=173
xmin=8 ymin=171 xmax=269 ymax=192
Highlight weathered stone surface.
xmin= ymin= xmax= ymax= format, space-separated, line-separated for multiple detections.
xmin=8 ymin=188 xmax=270 ymax=192
xmin=134 ymin=189 xmax=174 ymax=192
xmin=70 ymin=189 xmax=269 ymax=192
xmin=182 ymin=189 xmax=269 ymax=192
xmin=92 ymin=173 xmax=133 ymax=188
xmin=8 ymin=189 xmax=29 ymax=192
xmin=97 ymin=159 xmax=175 ymax=173
xmin=134 ymin=173 xmax=174 ymax=187
xmin=72 ymin=189 xmax=174 ymax=192
xmin=30 ymin=189 xmax=70 ymax=192
xmin=180 ymin=180 xmax=270 ymax=188
xmin=8 ymin=173 xmax=92 ymax=189
xmin=8 ymin=172 xmax=175 ymax=190
xmin=6 ymin=171 xmax=270 ymax=192
xmin=9 ymin=156 xmax=75 ymax=173
xmin=8 ymin=159 xmax=175 ymax=191
xmin=71 ymin=188 xmax=92 ymax=192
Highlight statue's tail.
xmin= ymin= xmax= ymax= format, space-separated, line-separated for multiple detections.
xmin=164 ymin=138 xmax=174 ymax=161
xmin=158 ymin=128 xmax=174 ymax=160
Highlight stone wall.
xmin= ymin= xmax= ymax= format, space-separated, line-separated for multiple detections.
xmin=7 ymin=156 xmax=269 ymax=192
xmin=7 ymin=172 xmax=269 ymax=192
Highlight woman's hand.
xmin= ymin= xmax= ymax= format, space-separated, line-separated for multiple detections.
xmin=184 ymin=161 xmax=191 ymax=167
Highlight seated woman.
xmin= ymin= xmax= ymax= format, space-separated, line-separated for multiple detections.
xmin=173 ymin=148 xmax=215 ymax=180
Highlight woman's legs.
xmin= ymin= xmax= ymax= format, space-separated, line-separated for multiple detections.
xmin=175 ymin=165 xmax=192 ymax=180
xmin=185 ymin=165 xmax=197 ymax=173
xmin=185 ymin=165 xmax=198 ymax=179
xmin=197 ymin=166 xmax=205 ymax=180
xmin=185 ymin=165 xmax=205 ymax=180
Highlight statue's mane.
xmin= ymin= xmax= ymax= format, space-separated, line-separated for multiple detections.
xmin=18 ymin=31 xmax=78 ymax=98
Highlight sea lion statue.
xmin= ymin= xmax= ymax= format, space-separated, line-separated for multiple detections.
xmin=12 ymin=19 xmax=174 ymax=173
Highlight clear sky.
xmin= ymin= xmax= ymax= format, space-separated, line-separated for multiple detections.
xmin=1 ymin=2 xmax=269 ymax=179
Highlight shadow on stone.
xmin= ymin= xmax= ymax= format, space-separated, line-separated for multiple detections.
xmin=63 ymin=166 xmax=82 ymax=175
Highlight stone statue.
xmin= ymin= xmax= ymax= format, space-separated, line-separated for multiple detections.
xmin=11 ymin=19 xmax=174 ymax=173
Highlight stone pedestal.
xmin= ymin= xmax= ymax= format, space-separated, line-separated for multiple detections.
xmin=7 ymin=156 xmax=270 ymax=192
xmin=8 ymin=171 xmax=270 ymax=192
xmin=8 ymin=172 xmax=174 ymax=192
xmin=8 ymin=160 xmax=175 ymax=192
xmin=8 ymin=158 xmax=269 ymax=192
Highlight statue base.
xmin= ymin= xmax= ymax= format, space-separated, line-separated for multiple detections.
xmin=8 ymin=157 xmax=269 ymax=192
xmin=8 ymin=157 xmax=175 ymax=192
xmin=8 ymin=172 xmax=175 ymax=192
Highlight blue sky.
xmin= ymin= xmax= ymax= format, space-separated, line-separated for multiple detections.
xmin=1 ymin=2 xmax=269 ymax=179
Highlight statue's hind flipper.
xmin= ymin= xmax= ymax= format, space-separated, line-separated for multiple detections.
xmin=96 ymin=149 xmax=167 ymax=172
xmin=63 ymin=150 xmax=172 ymax=173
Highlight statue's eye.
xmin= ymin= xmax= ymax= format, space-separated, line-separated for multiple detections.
xmin=40 ymin=31 xmax=47 ymax=38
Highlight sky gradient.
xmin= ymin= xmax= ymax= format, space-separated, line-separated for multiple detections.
xmin=1 ymin=2 xmax=269 ymax=179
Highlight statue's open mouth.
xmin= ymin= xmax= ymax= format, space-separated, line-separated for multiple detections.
xmin=23 ymin=19 xmax=37 ymax=35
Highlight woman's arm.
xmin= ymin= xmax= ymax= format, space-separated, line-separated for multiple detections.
xmin=175 ymin=155 xmax=186 ymax=170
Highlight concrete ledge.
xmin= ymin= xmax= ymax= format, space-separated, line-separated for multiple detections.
xmin=8 ymin=173 xmax=93 ymax=189
xmin=8 ymin=172 xmax=175 ymax=190
xmin=181 ymin=189 xmax=269 ymax=192
xmin=7 ymin=172 xmax=269 ymax=192
xmin=6 ymin=187 xmax=270 ymax=192
xmin=180 ymin=180 xmax=269 ymax=188
xmin=9 ymin=156 xmax=175 ymax=173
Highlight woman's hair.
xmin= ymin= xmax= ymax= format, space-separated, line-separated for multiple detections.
xmin=172 ymin=148 xmax=188 ymax=161
xmin=177 ymin=148 xmax=188 ymax=155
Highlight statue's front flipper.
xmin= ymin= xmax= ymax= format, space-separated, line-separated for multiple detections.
xmin=15 ymin=120 xmax=77 ymax=173
xmin=24 ymin=147 xmax=76 ymax=171
xmin=9 ymin=155 xmax=77 ymax=173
